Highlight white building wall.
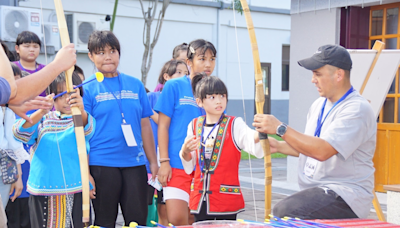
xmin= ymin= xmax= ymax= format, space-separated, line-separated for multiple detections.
xmin=18 ymin=0 xmax=290 ymax=123
xmin=287 ymin=8 xmax=340 ymax=183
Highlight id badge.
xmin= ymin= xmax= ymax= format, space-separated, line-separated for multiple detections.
xmin=148 ymin=176 xmax=162 ymax=191
xmin=303 ymin=157 xmax=319 ymax=178
xmin=121 ymin=124 xmax=137 ymax=147
xmin=204 ymin=138 xmax=215 ymax=160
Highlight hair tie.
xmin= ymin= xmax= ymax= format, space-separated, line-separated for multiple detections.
xmin=189 ymin=46 xmax=196 ymax=54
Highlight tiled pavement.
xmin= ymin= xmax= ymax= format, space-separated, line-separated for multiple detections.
xmin=110 ymin=158 xmax=384 ymax=227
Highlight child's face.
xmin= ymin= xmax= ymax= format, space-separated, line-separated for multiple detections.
xmin=188 ymin=49 xmax=215 ymax=76
xmin=88 ymin=45 xmax=120 ymax=76
xmin=197 ymin=94 xmax=227 ymax=116
xmin=15 ymin=42 xmax=40 ymax=62
xmin=54 ymin=84 xmax=71 ymax=115
xmin=164 ymin=63 xmax=188 ymax=82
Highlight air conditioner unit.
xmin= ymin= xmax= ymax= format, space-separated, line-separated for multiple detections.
xmin=66 ymin=13 xmax=110 ymax=52
xmin=42 ymin=22 xmax=61 ymax=52
xmin=0 ymin=6 xmax=42 ymax=42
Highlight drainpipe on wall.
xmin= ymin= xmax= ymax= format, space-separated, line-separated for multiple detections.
xmin=216 ymin=2 xmax=223 ymax=77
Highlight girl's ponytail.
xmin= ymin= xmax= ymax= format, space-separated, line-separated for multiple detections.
xmin=191 ymin=72 xmax=207 ymax=97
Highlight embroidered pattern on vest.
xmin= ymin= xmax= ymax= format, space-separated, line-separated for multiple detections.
xmin=196 ymin=116 xmax=230 ymax=171
xmin=220 ymin=185 xmax=241 ymax=194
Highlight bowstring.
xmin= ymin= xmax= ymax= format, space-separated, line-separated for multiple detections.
xmin=40 ymin=0 xmax=75 ymax=226
xmin=39 ymin=0 xmax=49 ymax=94
xmin=232 ymin=0 xmax=258 ymax=222
xmin=55 ymin=129 xmax=75 ymax=228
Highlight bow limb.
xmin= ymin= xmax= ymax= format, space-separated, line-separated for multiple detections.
xmin=238 ymin=0 xmax=272 ymax=219
xmin=53 ymin=0 xmax=90 ymax=223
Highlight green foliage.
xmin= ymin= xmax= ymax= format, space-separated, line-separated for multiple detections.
xmin=241 ymin=134 xmax=287 ymax=159
xmin=231 ymin=0 xmax=243 ymax=15
xmin=241 ymin=151 xmax=287 ymax=160
xmin=215 ymin=0 xmax=243 ymax=15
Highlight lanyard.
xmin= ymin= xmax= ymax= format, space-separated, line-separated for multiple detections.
xmin=314 ymin=86 xmax=354 ymax=137
xmin=199 ymin=115 xmax=223 ymax=178
xmin=18 ymin=61 xmax=38 ymax=73
xmin=103 ymin=73 xmax=127 ymax=123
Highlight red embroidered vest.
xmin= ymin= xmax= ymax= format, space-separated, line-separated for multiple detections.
xmin=190 ymin=115 xmax=245 ymax=215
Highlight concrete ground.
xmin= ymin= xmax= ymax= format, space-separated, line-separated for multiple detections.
xmin=110 ymin=158 xmax=385 ymax=227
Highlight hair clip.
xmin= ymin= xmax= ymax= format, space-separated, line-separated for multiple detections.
xmin=190 ymin=46 xmax=196 ymax=54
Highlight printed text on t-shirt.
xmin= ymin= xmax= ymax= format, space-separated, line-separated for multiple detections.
xmin=179 ymin=96 xmax=198 ymax=107
xmin=95 ymin=90 xmax=138 ymax=102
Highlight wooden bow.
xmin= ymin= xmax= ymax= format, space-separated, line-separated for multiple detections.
xmin=238 ymin=0 xmax=272 ymax=219
xmin=53 ymin=0 xmax=90 ymax=223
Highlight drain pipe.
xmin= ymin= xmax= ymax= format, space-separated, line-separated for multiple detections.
xmin=216 ymin=2 xmax=223 ymax=77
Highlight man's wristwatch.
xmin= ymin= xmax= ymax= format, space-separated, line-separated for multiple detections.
xmin=276 ymin=123 xmax=288 ymax=137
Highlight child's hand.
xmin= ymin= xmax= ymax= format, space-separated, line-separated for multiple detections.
xmin=67 ymin=88 xmax=84 ymax=113
xmin=39 ymin=94 xmax=54 ymax=115
xmin=183 ymin=136 xmax=200 ymax=154
xmin=9 ymin=177 xmax=23 ymax=202
xmin=268 ymin=137 xmax=280 ymax=154
xmin=89 ymin=174 xmax=96 ymax=199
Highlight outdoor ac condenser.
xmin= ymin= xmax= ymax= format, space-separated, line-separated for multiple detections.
xmin=65 ymin=13 xmax=110 ymax=52
xmin=42 ymin=22 xmax=61 ymax=52
xmin=0 ymin=6 xmax=42 ymax=43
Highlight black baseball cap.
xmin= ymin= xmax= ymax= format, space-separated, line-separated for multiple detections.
xmin=298 ymin=45 xmax=352 ymax=71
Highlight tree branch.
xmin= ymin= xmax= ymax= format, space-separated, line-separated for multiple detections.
xmin=139 ymin=0 xmax=146 ymax=19
xmin=140 ymin=0 xmax=169 ymax=85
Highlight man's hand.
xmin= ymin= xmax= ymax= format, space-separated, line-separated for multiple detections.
xmin=253 ymin=114 xmax=282 ymax=135
xmin=9 ymin=96 xmax=53 ymax=123
xmin=9 ymin=177 xmax=23 ymax=202
xmin=52 ymin=43 xmax=77 ymax=72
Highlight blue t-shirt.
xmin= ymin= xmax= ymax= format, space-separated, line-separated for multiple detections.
xmin=83 ymin=73 xmax=153 ymax=167
xmin=144 ymin=91 xmax=161 ymax=173
xmin=154 ymin=76 xmax=203 ymax=169
xmin=0 ymin=77 xmax=11 ymax=105
xmin=9 ymin=143 xmax=30 ymax=198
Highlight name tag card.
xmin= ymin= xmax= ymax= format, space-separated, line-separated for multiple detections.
xmin=121 ymin=124 xmax=137 ymax=147
xmin=148 ymin=177 xmax=162 ymax=191
xmin=204 ymin=137 xmax=215 ymax=160
xmin=304 ymin=157 xmax=319 ymax=178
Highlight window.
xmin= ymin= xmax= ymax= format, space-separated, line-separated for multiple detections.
xmin=370 ymin=4 xmax=400 ymax=123
xmin=282 ymin=45 xmax=290 ymax=91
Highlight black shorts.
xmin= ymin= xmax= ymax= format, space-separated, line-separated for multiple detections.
xmin=157 ymin=189 xmax=165 ymax=205
xmin=147 ymin=185 xmax=155 ymax=205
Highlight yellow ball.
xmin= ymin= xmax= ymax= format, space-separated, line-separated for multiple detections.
xmin=129 ymin=222 xmax=138 ymax=227
xmin=95 ymin=72 xmax=104 ymax=82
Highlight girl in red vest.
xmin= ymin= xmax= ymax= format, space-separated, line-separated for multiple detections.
xmin=180 ymin=73 xmax=263 ymax=222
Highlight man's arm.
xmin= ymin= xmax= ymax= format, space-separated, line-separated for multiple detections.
xmin=253 ymin=114 xmax=337 ymax=161
xmin=281 ymin=127 xmax=337 ymax=161
xmin=0 ymin=46 xmax=17 ymax=100
xmin=8 ymin=44 xmax=76 ymax=105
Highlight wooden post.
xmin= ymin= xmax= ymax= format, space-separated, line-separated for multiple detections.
xmin=360 ymin=41 xmax=385 ymax=94
xmin=359 ymin=40 xmax=386 ymax=222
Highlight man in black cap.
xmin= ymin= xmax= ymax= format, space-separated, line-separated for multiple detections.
xmin=253 ymin=44 xmax=376 ymax=219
